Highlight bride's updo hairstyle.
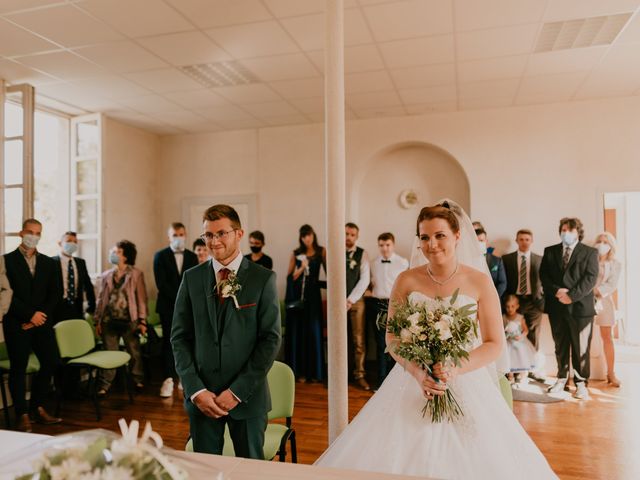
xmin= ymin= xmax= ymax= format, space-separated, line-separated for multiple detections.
xmin=416 ymin=201 xmax=461 ymax=236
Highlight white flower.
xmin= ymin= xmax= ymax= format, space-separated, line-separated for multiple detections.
xmin=101 ymin=465 xmax=135 ymax=480
xmin=434 ymin=320 xmax=452 ymax=341
xmin=409 ymin=324 xmax=423 ymax=335
xmin=400 ymin=328 xmax=413 ymax=343
xmin=349 ymin=259 xmax=357 ymax=270
xmin=439 ymin=314 xmax=453 ymax=326
xmin=49 ymin=457 xmax=92 ymax=480
xmin=407 ymin=312 xmax=422 ymax=327
xmin=221 ymin=284 xmax=233 ymax=297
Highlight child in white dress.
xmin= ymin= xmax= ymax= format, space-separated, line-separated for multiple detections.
xmin=504 ymin=294 xmax=536 ymax=382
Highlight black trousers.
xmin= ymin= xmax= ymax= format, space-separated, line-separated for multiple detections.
xmin=160 ymin=311 xmax=177 ymax=380
xmin=186 ymin=399 xmax=267 ymax=459
xmin=516 ymin=295 xmax=544 ymax=349
xmin=2 ymin=322 xmax=59 ymax=416
xmin=548 ymin=309 xmax=594 ymax=382
xmin=365 ymin=297 xmax=395 ymax=385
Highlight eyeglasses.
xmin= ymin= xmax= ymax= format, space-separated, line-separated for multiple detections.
xmin=201 ymin=229 xmax=237 ymax=243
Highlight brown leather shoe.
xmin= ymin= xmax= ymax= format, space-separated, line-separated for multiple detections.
xmin=356 ymin=377 xmax=371 ymax=391
xmin=33 ymin=406 xmax=62 ymax=425
xmin=18 ymin=414 xmax=32 ymax=432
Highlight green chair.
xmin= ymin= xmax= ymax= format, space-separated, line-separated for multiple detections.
xmin=0 ymin=343 xmax=40 ymax=429
xmin=54 ymin=319 xmax=133 ymax=420
xmin=186 ymin=361 xmax=297 ymax=462
xmin=499 ymin=375 xmax=513 ymax=410
xmin=147 ymin=299 xmax=162 ymax=338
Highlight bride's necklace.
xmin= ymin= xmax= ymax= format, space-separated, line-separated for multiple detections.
xmin=426 ymin=262 xmax=459 ymax=286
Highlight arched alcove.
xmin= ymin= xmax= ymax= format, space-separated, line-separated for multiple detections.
xmin=352 ymin=142 xmax=470 ymax=260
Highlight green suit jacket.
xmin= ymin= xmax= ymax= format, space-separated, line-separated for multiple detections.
xmin=171 ymin=257 xmax=281 ymax=420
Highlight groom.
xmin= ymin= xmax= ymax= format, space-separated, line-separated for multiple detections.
xmin=171 ymin=204 xmax=281 ymax=458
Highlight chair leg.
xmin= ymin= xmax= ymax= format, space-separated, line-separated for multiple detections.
xmin=290 ymin=431 xmax=297 ymax=463
xmin=1 ymin=372 xmax=11 ymax=429
xmin=89 ymin=368 xmax=102 ymax=421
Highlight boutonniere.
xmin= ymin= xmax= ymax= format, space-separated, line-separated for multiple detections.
xmin=216 ymin=271 xmax=242 ymax=309
xmin=347 ymin=251 xmax=357 ymax=270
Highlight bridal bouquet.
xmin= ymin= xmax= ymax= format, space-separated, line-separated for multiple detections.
xmin=383 ymin=289 xmax=478 ymax=422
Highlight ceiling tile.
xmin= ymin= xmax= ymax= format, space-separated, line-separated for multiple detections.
xmin=15 ymin=51 xmax=106 ymax=79
xmin=122 ymin=94 xmax=184 ymax=113
xmin=458 ymin=96 xmax=513 ymax=110
xmin=137 ymin=31 xmax=231 ymax=66
xmin=205 ymin=20 xmax=299 ymax=58
xmin=0 ymin=57 xmax=60 ymax=85
xmin=347 ymin=90 xmax=402 ymax=109
xmin=73 ymin=41 xmax=168 ymax=73
xmin=242 ymin=100 xmax=298 ymax=118
xmin=0 ymin=18 xmax=59 ymax=56
xmin=78 ymin=0 xmax=194 ymax=38
xmin=165 ymin=0 xmax=272 ymax=29
xmin=363 ymin=0 xmax=453 ymax=41
xmin=72 ymin=75 xmax=153 ymax=99
xmin=125 ymin=68 xmax=203 ymax=93
xmin=458 ymin=78 xmax=520 ymax=100
xmin=216 ymin=117 xmax=266 ymax=129
xmin=525 ymin=46 xmax=607 ymax=77
xmin=269 ymin=77 xmax=323 ymax=99
xmin=6 ymin=4 xmax=122 ymax=48
xmin=575 ymin=42 xmax=640 ymax=98
xmin=616 ymin=10 xmax=640 ymax=44
xmin=389 ymin=63 xmax=456 ymax=89
xmin=354 ymin=105 xmax=407 ymax=119
xmin=197 ymin=104 xmax=255 ymax=121
xmin=212 ymin=83 xmax=282 ymax=104
xmin=455 ymin=0 xmax=546 ymax=32
xmin=241 ymin=53 xmax=319 ymax=82
xmin=379 ymin=35 xmax=455 ymax=68
xmin=37 ymin=82 xmax=116 ymax=111
xmin=543 ymin=0 xmax=640 ymax=22
xmin=515 ymin=92 xmax=575 ymax=106
xmin=263 ymin=114 xmax=309 ymax=126
xmin=405 ymin=101 xmax=457 ymax=114
xmin=457 ymin=55 xmax=528 ymax=83
xmin=161 ymin=109 xmax=209 ymax=125
xmin=307 ymin=44 xmax=387 ymax=73
xmin=457 ymin=24 xmax=539 ymax=61
xmin=345 ymin=70 xmax=394 ymax=93
xmin=398 ymin=85 xmax=457 ymax=104
xmin=263 ymin=0 xmax=324 ymax=18
xmin=518 ymin=72 xmax=588 ymax=97
xmin=289 ymin=96 xmax=324 ymax=113
xmin=164 ymin=89 xmax=230 ymax=109
xmin=0 ymin=0 xmax=61 ymax=15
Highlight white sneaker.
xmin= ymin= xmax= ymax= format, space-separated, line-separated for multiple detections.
xmin=159 ymin=378 xmax=174 ymax=398
xmin=178 ymin=380 xmax=183 ymax=391
xmin=574 ymin=382 xmax=589 ymax=400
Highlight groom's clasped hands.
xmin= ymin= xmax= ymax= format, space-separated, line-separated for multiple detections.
xmin=193 ymin=389 xmax=239 ymax=418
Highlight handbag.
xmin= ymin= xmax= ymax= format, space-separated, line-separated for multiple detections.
xmin=285 ymin=268 xmax=306 ymax=311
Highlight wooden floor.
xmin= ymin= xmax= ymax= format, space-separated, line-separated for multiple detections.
xmin=9 ymin=352 xmax=639 ymax=480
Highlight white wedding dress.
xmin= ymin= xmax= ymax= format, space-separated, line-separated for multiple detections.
xmin=315 ymin=292 xmax=557 ymax=479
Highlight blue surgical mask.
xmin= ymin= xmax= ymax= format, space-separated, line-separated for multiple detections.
xmin=62 ymin=242 xmax=78 ymax=256
xmin=109 ymin=252 xmax=120 ymax=265
xmin=561 ymin=231 xmax=577 ymax=246
xmin=170 ymin=237 xmax=186 ymax=251
xmin=22 ymin=234 xmax=40 ymax=249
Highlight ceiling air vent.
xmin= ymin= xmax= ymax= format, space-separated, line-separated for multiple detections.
xmin=180 ymin=61 xmax=259 ymax=88
xmin=535 ymin=12 xmax=632 ymax=52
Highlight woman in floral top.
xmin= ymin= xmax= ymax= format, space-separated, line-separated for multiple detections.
xmin=94 ymin=240 xmax=147 ymax=395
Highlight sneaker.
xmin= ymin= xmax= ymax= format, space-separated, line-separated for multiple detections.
xmin=547 ymin=378 xmax=568 ymax=393
xmin=574 ymin=382 xmax=590 ymax=400
xmin=159 ymin=378 xmax=174 ymax=398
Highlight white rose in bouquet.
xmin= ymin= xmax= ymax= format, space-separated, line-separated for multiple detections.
xmin=435 ymin=320 xmax=452 ymax=341
xmin=400 ymin=328 xmax=413 ymax=343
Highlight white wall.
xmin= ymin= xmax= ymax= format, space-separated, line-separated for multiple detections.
xmin=102 ymin=117 xmax=160 ymax=293
xmin=159 ymin=96 xmax=640 ymax=296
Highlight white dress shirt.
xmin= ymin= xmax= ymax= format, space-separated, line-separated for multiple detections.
xmin=347 ymin=247 xmax=370 ymax=304
xmin=370 ymin=253 xmax=409 ymax=299
xmin=516 ymin=250 xmax=531 ymax=295
xmin=171 ymin=246 xmax=184 ymax=274
xmin=191 ymin=251 xmax=244 ymax=403
xmin=59 ymin=253 xmax=78 ymax=300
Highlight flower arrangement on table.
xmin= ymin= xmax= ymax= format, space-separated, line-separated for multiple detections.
xmin=382 ymin=289 xmax=478 ymax=423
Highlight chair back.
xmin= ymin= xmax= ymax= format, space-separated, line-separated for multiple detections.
xmin=267 ymin=361 xmax=295 ymax=420
xmin=147 ymin=299 xmax=160 ymax=326
xmin=0 ymin=343 xmax=7 ymax=362
xmin=55 ymin=319 xmax=96 ymax=358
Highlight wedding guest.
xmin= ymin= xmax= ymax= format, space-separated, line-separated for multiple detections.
xmin=476 ymin=227 xmax=507 ymax=296
xmin=367 ymin=232 xmax=408 ymax=387
xmin=593 ymin=232 xmax=622 ymax=387
xmin=346 ymin=222 xmax=371 ymax=390
xmin=285 ymin=225 xmax=326 ymax=382
xmin=3 ymin=219 xmax=62 ymax=432
xmin=541 ymin=217 xmax=598 ymax=400
xmin=154 ymin=223 xmax=198 ymax=397
xmin=192 ymin=238 xmax=209 ymax=264
xmin=244 ymin=230 xmax=273 ymax=270
xmin=503 ymin=295 xmax=536 ymax=383
xmin=95 ymin=240 xmax=147 ymax=396
xmin=52 ymin=231 xmax=96 ymax=323
xmin=0 ymin=255 xmax=13 ymax=321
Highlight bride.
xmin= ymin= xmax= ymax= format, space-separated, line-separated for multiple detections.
xmin=315 ymin=201 xmax=557 ymax=479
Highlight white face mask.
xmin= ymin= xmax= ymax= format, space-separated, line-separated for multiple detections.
xmin=170 ymin=237 xmax=186 ymax=251
xmin=478 ymin=241 xmax=487 ymax=254
xmin=22 ymin=234 xmax=40 ymax=249
xmin=561 ymin=231 xmax=577 ymax=246
xmin=62 ymin=241 xmax=78 ymax=256
xmin=596 ymin=242 xmax=611 ymax=256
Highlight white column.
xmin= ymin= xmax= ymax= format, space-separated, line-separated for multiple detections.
xmin=325 ymin=0 xmax=348 ymax=442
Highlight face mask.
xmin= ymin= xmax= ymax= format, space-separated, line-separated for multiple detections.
xmin=596 ymin=243 xmax=611 ymax=256
xmin=478 ymin=241 xmax=487 ymax=254
xmin=561 ymin=231 xmax=577 ymax=246
xmin=170 ymin=237 xmax=185 ymax=251
xmin=22 ymin=234 xmax=40 ymax=249
xmin=62 ymin=242 xmax=78 ymax=256
xmin=250 ymin=245 xmax=262 ymax=254
xmin=109 ymin=252 xmax=120 ymax=265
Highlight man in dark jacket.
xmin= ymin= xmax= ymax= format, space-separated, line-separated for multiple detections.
xmin=476 ymin=227 xmax=507 ymax=297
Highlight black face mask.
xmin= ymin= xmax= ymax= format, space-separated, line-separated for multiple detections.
xmin=250 ymin=246 xmax=262 ymax=254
